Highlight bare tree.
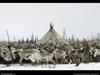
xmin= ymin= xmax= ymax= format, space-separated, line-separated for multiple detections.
xmin=63 ymin=28 xmax=66 ymax=40
xmin=34 ymin=35 xmax=39 ymax=43
xmin=18 ymin=39 xmax=21 ymax=44
xmin=76 ymin=38 xmax=80 ymax=43
xmin=21 ymin=37 xmax=24 ymax=43
xmin=96 ymin=33 xmax=100 ymax=41
xmin=30 ymin=33 xmax=34 ymax=43
xmin=71 ymin=35 xmax=75 ymax=43
xmin=26 ymin=37 xmax=29 ymax=43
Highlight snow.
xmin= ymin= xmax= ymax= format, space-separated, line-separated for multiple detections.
xmin=0 ymin=63 xmax=100 ymax=70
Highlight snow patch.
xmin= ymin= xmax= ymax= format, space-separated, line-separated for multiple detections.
xmin=0 ymin=63 xmax=100 ymax=70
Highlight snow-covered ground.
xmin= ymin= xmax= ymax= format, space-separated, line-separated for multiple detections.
xmin=0 ymin=62 xmax=100 ymax=70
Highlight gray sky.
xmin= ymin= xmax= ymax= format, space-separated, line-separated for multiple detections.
xmin=0 ymin=3 xmax=100 ymax=41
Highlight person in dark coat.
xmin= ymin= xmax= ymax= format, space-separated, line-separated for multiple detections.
xmin=75 ymin=49 xmax=82 ymax=67
xmin=75 ymin=56 xmax=81 ymax=67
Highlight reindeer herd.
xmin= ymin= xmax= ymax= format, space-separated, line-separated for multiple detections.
xmin=0 ymin=40 xmax=99 ymax=67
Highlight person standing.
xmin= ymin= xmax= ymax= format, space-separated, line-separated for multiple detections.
xmin=75 ymin=49 xmax=82 ymax=67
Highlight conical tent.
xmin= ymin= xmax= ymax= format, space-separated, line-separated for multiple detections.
xmin=38 ymin=22 xmax=67 ymax=44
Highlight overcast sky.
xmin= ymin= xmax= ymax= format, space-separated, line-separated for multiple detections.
xmin=0 ymin=3 xmax=100 ymax=41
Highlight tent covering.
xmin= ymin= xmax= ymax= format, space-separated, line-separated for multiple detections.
xmin=38 ymin=22 xmax=67 ymax=44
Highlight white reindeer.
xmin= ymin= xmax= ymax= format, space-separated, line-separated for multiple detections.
xmin=52 ymin=49 xmax=66 ymax=64
xmin=94 ymin=49 xmax=100 ymax=57
xmin=28 ymin=51 xmax=55 ymax=66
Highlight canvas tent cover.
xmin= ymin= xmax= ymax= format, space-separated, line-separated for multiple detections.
xmin=38 ymin=23 xmax=67 ymax=44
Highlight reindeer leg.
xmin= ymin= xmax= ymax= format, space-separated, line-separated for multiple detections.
xmin=35 ymin=60 xmax=38 ymax=66
xmin=51 ymin=59 xmax=56 ymax=68
xmin=61 ymin=57 xmax=64 ymax=64
xmin=53 ymin=60 xmax=56 ymax=66
xmin=19 ymin=58 xmax=23 ymax=66
xmin=6 ymin=61 xmax=11 ymax=67
xmin=46 ymin=60 xmax=48 ymax=66
xmin=55 ymin=58 xmax=58 ymax=64
xmin=43 ymin=60 xmax=47 ymax=67
xmin=31 ymin=61 xmax=35 ymax=66
xmin=40 ymin=60 xmax=43 ymax=67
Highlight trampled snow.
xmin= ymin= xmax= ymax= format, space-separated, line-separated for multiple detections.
xmin=0 ymin=62 xmax=100 ymax=70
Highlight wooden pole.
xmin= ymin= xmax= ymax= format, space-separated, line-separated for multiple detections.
xmin=6 ymin=29 xmax=12 ymax=52
xmin=6 ymin=29 xmax=10 ymax=43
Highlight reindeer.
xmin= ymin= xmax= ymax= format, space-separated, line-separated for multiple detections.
xmin=94 ymin=49 xmax=100 ymax=57
xmin=28 ymin=49 xmax=55 ymax=66
xmin=52 ymin=48 xmax=66 ymax=64
xmin=0 ymin=47 xmax=12 ymax=66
